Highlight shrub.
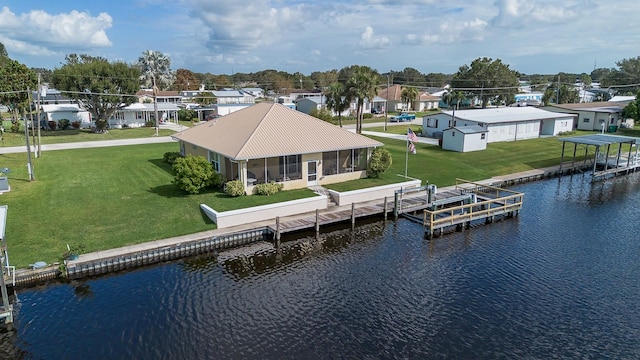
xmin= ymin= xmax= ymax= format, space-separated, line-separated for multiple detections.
xmin=48 ymin=121 xmax=57 ymax=130
xmin=363 ymin=113 xmax=373 ymax=119
xmin=178 ymin=108 xmax=197 ymax=122
xmin=253 ymin=182 xmax=283 ymax=196
xmin=10 ymin=121 xmax=20 ymax=133
xmin=367 ymin=147 xmax=392 ymax=178
xmin=59 ymin=119 xmax=70 ymax=130
xmin=71 ymin=121 xmax=81 ymax=129
xmin=172 ymin=155 xmax=215 ymax=194
xmin=163 ymin=151 xmax=182 ymax=164
xmin=145 ymin=120 xmax=155 ymax=127
xmin=224 ymin=180 xmax=245 ymax=197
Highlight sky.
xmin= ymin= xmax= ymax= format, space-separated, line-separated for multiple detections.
xmin=1 ymin=0 xmax=639 ymax=76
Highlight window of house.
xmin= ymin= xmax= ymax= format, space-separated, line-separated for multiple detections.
xmin=136 ymin=112 xmax=143 ymax=119
xmin=209 ymin=151 xmax=220 ymax=173
xmin=583 ymin=118 xmax=589 ymax=123
xmin=481 ymin=133 xmax=486 ymax=140
xmin=427 ymin=118 xmax=438 ymax=128
xmin=452 ymin=131 xmax=455 ymax=137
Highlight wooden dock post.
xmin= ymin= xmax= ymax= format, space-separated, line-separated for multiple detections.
xmin=383 ymin=197 xmax=388 ymax=221
xmin=315 ymin=209 xmax=320 ymax=237
xmin=275 ymin=216 xmax=281 ymax=247
xmin=393 ymin=192 xmax=399 ymax=220
xmin=351 ymin=203 xmax=356 ymax=230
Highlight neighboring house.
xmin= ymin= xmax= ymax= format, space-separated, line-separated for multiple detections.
xmin=442 ymin=126 xmax=488 ymax=152
xmin=136 ymin=90 xmax=182 ymax=104
xmin=276 ymin=96 xmax=296 ymax=109
xmin=109 ymin=102 xmax=179 ymax=128
xmin=416 ymin=92 xmax=440 ymax=111
xmin=378 ymin=84 xmax=405 ymax=112
xmin=296 ymin=96 xmax=358 ymax=117
xmin=422 ymin=107 xmax=575 ymax=142
xmin=514 ymin=92 xmax=543 ymax=106
xmin=543 ymin=102 xmax=624 ymax=131
xmin=40 ymin=104 xmax=92 ymax=128
xmin=609 ymin=95 xmax=636 ymax=103
xmin=212 ymin=90 xmax=256 ymax=105
xmin=32 ymin=88 xmax=75 ymax=106
xmin=242 ymin=88 xmax=265 ymax=99
xmin=172 ymin=102 xmax=383 ymax=194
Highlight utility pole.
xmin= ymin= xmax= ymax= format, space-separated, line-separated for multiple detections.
xmin=36 ymin=73 xmax=42 ymax=157
xmin=385 ymin=74 xmax=389 ymax=131
xmin=153 ymin=75 xmax=159 ymax=137
xmin=22 ymin=105 xmax=35 ymax=181
xmin=556 ymin=74 xmax=560 ymax=104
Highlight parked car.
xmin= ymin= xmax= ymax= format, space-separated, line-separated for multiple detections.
xmin=390 ymin=112 xmax=416 ymax=122
xmin=371 ymin=108 xmax=382 ymax=114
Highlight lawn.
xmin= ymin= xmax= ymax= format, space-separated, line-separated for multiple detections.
xmin=325 ymin=133 xmax=585 ymax=192
xmin=0 ymin=143 xmax=314 ymax=268
xmin=0 ymin=122 xmax=175 ymax=147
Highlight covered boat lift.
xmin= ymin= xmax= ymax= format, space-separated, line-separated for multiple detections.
xmin=558 ymin=134 xmax=640 ymax=180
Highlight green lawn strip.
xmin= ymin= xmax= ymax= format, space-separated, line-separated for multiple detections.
xmin=365 ymin=124 xmax=422 ymax=134
xmin=0 ymin=127 xmax=175 ymax=147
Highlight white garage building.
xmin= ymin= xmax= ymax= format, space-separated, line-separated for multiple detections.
xmin=422 ymin=107 xmax=575 ymax=143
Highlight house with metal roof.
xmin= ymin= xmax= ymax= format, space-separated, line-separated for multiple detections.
xmin=543 ymin=102 xmax=624 ymax=132
xmin=172 ymin=102 xmax=383 ymax=193
xmin=109 ymin=102 xmax=179 ymax=128
xmin=442 ymin=125 xmax=488 ymax=152
xmin=40 ymin=104 xmax=92 ymax=129
xmin=422 ymin=107 xmax=575 ymax=142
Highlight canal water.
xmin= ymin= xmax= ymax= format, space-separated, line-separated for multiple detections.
xmin=2 ymin=174 xmax=640 ymax=359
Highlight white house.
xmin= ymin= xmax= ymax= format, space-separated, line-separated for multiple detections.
xmin=136 ymin=90 xmax=182 ymax=104
xmin=543 ymin=102 xmax=624 ymax=131
xmin=212 ymin=90 xmax=256 ymax=105
xmin=442 ymin=125 xmax=488 ymax=152
xmin=109 ymin=102 xmax=179 ymax=128
xmin=242 ymin=88 xmax=265 ymax=99
xmin=422 ymin=107 xmax=575 ymax=142
xmin=40 ymin=104 xmax=92 ymax=129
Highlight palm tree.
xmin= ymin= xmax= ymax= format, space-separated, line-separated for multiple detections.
xmin=325 ymin=82 xmax=349 ymax=127
xmin=443 ymin=89 xmax=465 ymax=125
xmin=137 ymin=50 xmax=173 ymax=136
xmin=401 ymin=86 xmax=419 ymax=111
xmin=346 ymin=66 xmax=380 ymax=134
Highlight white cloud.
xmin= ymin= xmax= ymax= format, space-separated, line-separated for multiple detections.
xmin=492 ymin=0 xmax=579 ymax=26
xmin=0 ymin=6 xmax=113 ymax=53
xmin=358 ymin=26 xmax=390 ymax=49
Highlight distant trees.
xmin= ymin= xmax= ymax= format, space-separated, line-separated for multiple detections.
xmin=451 ymin=57 xmax=519 ymax=108
xmin=622 ymin=91 xmax=640 ymax=122
xmin=173 ymin=68 xmax=200 ymax=91
xmin=52 ymin=54 xmax=139 ymax=132
xmin=0 ymin=44 xmax=37 ymax=113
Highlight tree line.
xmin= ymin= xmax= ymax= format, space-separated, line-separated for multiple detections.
xmin=4 ymin=40 xmax=640 ymax=132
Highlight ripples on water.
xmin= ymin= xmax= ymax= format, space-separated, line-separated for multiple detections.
xmin=2 ymin=174 xmax=640 ymax=359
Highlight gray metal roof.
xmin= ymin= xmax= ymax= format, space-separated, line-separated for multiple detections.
xmin=559 ymin=134 xmax=639 ymax=146
xmin=447 ymin=125 xmax=488 ymax=134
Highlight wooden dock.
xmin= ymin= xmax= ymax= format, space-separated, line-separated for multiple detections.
xmin=421 ymin=180 xmax=524 ymax=238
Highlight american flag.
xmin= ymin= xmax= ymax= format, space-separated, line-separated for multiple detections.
xmin=407 ymin=127 xmax=418 ymax=143
xmin=409 ymin=142 xmax=416 ymax=154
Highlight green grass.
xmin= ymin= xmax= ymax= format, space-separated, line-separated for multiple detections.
xmin=365 ymin=124 xmax=422 ymax=134
xmin=0 ymin=143 xmax=314 ymax=268
xmin=325 ymin=132 xmax=599 ymax=192
xmin=0 ymin=126 xmax=175 ymax=147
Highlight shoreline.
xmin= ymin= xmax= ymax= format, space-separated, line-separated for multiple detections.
xmin=10 ymin=161 xmax=596 ymax=288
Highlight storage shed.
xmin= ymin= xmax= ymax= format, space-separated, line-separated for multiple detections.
xmin=423 ymin=107 xmax=575 ymax=142
xmin=442 ymin=126 xmax=488 ymax=152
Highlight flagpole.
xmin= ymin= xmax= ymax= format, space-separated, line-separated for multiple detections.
xmin=405 ymin=127 xmax=409 ymax=178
